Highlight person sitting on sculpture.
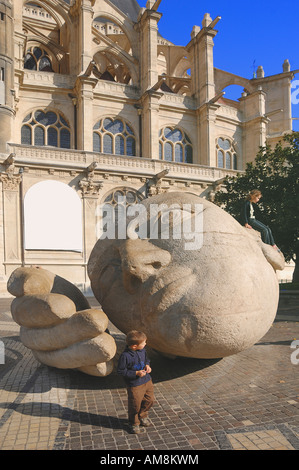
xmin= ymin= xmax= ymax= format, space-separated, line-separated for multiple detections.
xmin=241 ymin=189 xmax=279 ymax=250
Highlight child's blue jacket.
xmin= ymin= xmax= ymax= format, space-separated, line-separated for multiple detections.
xmin=117 ymin=346 xmax=151 ymax=387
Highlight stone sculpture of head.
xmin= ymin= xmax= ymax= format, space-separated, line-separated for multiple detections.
xmin=88 ymin=192 xmax=284 ymax=359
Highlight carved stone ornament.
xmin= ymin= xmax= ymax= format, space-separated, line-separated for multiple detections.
xmin=0 ymin=172 xmax=22 ymax=191
xmin=79 ymin=177 xmax=103 ymax=196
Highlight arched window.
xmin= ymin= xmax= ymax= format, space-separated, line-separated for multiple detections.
xmin=216 ymin=137 xmax=238 ymax=170
xmin=93 ymin=117 xmax=136 ymax=156
xmin=21 ymin=110 xmax=71 ymax=148
xmin=24 ymin=47 xmax=53 ymax=72
xmin=24 ymin=181 xmax=82 ymax=251
xmin=159 ymin=127 xmax=193 ymax=163
xmin=103 ymin=187 xmax=144 ymax=207
xmin=96 ymin=187 xmax=144 ymax=240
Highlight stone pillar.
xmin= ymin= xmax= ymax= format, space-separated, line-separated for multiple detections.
xmin=71 ymin=0 xmax=95 ymax=74
xmin=79 ymin=173 xmax=102 ymax=286
xmin=0 ymin=166 xmax=22 ymax=283
xmin=187 ymin=14 xmax=217 ymax=105
xmin=137 ymin=4 xmax=162 ymax=93
xmin=140 ymin=90 xmax=162 ymax=160
xmin=0 ymin=0 xmax=15 ymax=152
xmin=75 ymin=76 xmax=97 ymax=151
xmin=136 ymin=4 xmax=162 ymax=159
xmin=187 ymin=14 xmax=218 ymax=165
xmin=240 ymin=88 xmax=269 ymax=164
xmin=197 ymin=104 xmax=218 ymax=167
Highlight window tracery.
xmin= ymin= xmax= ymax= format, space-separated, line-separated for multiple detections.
xmin=103 ymin=188 xmax=144 ymax=207
xmin=21 ymin=110 xmax=71 ymax=149
xmin=24 ymin=47 xmax=53 ymax=72
xmin=93 ymin=117 xmax=136 ymax=157
xmin=159 ymin=127 xmax=193 ymax=163
xmin=216 ymin=137 xmax=238 ymax=170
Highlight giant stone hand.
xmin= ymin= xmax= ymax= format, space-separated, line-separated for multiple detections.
xmin=7 ymin=266 xmax=116 ymax=376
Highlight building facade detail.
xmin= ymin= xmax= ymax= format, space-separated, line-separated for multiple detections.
xmin=0 ymin=0 xmax=297 ymax=290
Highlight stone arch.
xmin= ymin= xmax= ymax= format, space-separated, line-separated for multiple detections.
xmin=93 ymin=11 xmax=138 ymax=57
xmin=214 ymin=69 xmax=254 ymax=96
xmin=23 ymin=0 xmax=72 ymax=30
xmin=22 ymin=1 xmax=72 ymax=73
xmin=24 ymin=180 xmax=82 ymax=251
xmin=92 ymin=45 xmax=138 ymax=85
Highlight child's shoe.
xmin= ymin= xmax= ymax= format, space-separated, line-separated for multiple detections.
xmin=140 ymin=418 xmax=151 ymax=427
xmin=129 ymin=424 xmax=141 ymax=434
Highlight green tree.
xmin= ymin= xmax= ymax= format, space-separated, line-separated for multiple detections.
xmin=214 ymin=132 xmax=299 ymax=283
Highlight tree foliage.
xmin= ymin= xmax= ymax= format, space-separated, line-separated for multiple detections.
xmin=214 ymin=132 xmax=299 ymax=282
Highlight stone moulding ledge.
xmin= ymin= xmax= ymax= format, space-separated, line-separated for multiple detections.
xmin=4 ymin=144 xmax=240 ymax=183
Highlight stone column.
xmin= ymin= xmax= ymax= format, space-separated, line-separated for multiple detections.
xmin=187 ymin=14 xmax=217 ymax=105
xmin=140 ymin=90 xmax=162 ymax=160
xmin=135 ymin=2 xmax=162 ymax=159
xmin=197 ymin=103 xmax=218 ymax=167
xmin=0 ymin=167 xmax=22 ymax=283
xmin=79 ymin=170 xmax=102 ymax=285
xmin=240 ymin=88 xmax=269 ymax=164
xmin=187 ymin=14 xmax=218 ymax=165
xmin=0 ymin=0 xmax=15 ymax=152
xmin=137 ymin=3 xmax=162 ymax=93
xmin=75 ymin=75 xmax=97 ymax=151
xmin=70 ymin=0 xmax=95 ymax=74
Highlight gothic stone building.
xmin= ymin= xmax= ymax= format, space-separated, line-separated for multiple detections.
xmin=0 ymin=0 xmax=296 ymax=292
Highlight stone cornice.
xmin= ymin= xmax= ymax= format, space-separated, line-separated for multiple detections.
xmin=4 ymin=144 xmax=240 ymax=184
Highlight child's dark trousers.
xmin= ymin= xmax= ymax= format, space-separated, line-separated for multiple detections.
xmin=126 ymin=380 xmax=154 ymax=425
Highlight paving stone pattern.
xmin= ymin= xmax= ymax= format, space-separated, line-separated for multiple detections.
xmin=0 ymin=294 xmax=298 ymax=451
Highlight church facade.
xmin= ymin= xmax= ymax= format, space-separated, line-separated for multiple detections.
xmin=0 ymin=0 xmax=296 ymax=291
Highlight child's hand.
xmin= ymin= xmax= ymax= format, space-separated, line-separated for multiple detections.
xmin=144 ymin=365 xmax=152 ymax=373
xmin=136 ymin=370 xmax=147 ymax=377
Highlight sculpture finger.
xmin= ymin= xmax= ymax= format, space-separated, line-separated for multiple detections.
xmin=32 ymin=332 xmax=117 ymax=369
xmin=20 ymin=308 xmax=109 ymax=351
xmin=7 ymin=266 xmax=55 ymax=297
xmin=11 ymin=294 xmax=76 ymax=328
xmin=77 ymin=360 xmax=114 ymax=377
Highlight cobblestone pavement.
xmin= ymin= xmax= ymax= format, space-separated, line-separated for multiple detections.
xmin=0 ymin=292 xmax=298 ymax=452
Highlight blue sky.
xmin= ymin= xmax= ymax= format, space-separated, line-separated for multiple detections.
xmin=138 ymin=0 xmax=299 ymax=131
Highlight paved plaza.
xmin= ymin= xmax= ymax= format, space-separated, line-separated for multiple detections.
xmin=0 ymin=292 xmax=298 ymax=452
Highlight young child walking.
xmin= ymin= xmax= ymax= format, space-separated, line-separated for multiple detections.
xmin=117 ymin=330 xmax=154 ymax=434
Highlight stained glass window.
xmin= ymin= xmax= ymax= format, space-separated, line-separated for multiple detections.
xmin=216 ymin=137 xmax=238 ymax=170
xmin=93 ymin=117 xmax=137 ymax=156
xmin=21 ymin=110 xmax=71 ymax=149
xmin=24 ymin=47 xmax=54 ymax=72
xmin=34 ymin=126 xmax=45 ymax=146
xmin=159 ymin=127 xmax=193 ymax=163
xmin=21 ymin=125 xmax=32 ymax=145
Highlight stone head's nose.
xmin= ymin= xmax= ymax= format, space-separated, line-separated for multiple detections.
xmin=118 ymin=239 xmax=171 ymax=294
